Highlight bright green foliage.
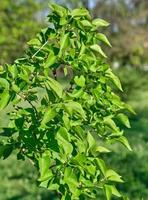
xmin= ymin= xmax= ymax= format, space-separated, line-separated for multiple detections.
xmin=0 ymin=4 xmax=133 ymax=200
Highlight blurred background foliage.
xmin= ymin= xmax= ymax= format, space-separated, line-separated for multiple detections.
xmin=0 ymin=0 xmax=148 ymax=199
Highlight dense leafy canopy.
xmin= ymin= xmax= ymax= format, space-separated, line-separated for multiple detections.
xmin=0 ymin=4 xmax=133 ymax=200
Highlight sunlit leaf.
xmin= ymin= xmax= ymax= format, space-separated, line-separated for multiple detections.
xmin=90 ymin=44 xmax=107 ymax=58
xmin=92 ymin=18 xmax=109 ymax=27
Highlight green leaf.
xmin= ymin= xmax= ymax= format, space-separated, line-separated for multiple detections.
xmin=68 ymin=88 xmax=84 ymax=98
xmin=92 ymin=18 xmax=109 ymax=27
xmin=106 ymin=69 xmax=123 ymax=91
xmin=47 ymin=77 xmax=63 ymax=98
xmin=56 ymin=128 xmax=73 ymax=155
xmin=90 ymin=44 xmax=107 ymax=58
xmin=64 ymin=101 xmax=86 ymax=119
xmin=117 ymin=136 xmax=132 ymax=151
xmin=71 ymin=8 xmax=90 ymax=18
xmin=0 ymin=78 xmax=9 ymax=90
xmin=104 ymin=116 xmax=118 ymax=132
xmin=41 ymin=106 xmax=57 ymax=127
xmin=104 ymin=184 xmax=112 ymax=200
xmin=95 ymin=146 xmax=110 ymax=153
xmin=44 ymin=51 xmax=57 ymax=68
xmin=104 ymin=184 xmax=121 ymax=200
xmin=38 ymin=151 xmax=53 ymax=182
xmin=62 ymin=113 xmax=70 ymax=130
xmin=111 ymin=185 xmax=121 ymax=197
xmin=49 ymin=3 xmax=67 ymax=17
xmin=2 ymin=144 xmax=13 ymax=159
xmin=95 ymin=158 xmax=107 ymax=176
xmin=71 ymin=153 xmax=87 ymax=167
xmin=64 ymin=167 xmax=78 ymax=193
xmin=49 ymin=183 xmax=59 ymax=191
xmin=58 ymin=127 xmax=71 ymax=141
xmin=106 ymin=169 xmax=123 ymax=183
xmin=116 ymin=113 xmax=131 ymax=128
xmin=85 ymin=164 xmax=96 ymax=176
xmin=59 ymin=32 xmax=70 ymax=57
xmin=27 ymin=38 xmax=40 ymax=46
xmin=124 ymin=103 xmax=136 ymax=115
xmin=87 ymin=132 xmax=95 ymax=150
xmin=96 ymin=33 xmax=111 ymax=47
xmin=79 ymin=42 xmax=86 ymax=56
xmin=0 ymin=90 xmax=9 ymax=111
xmin=74 ymin=75 xmax=85 ymax=87
xmin=81 ymin=20 xmax=92 ymax=27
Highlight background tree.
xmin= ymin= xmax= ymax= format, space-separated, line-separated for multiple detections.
xmin=93 ymin=0 xmax=148 ymax=68
xmin=0 ymin=0 xmax=48 ymax=65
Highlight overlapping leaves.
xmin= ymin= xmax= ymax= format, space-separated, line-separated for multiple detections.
xmin=0 ymin=3 xmax=133 ymax=200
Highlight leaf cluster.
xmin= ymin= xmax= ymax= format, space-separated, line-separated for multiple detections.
xmin=0 ymin=3 xmax=134 ymax=200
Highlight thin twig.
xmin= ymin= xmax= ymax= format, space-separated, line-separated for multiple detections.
xmin=32 ymin=40 xmax=48 ymax=58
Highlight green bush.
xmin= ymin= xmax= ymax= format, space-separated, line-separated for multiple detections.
xmin=0 ymin=4 xmax=134 ymax=200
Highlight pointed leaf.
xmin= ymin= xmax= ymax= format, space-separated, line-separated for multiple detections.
xmin=95 ymin=158 xmax=107 ymax=176
xmin=95 ymin=146 xmax=110 ymax=153
xmin=49 ymin=4 xmax=67 ymax=17
xmin=0 ymin=91 xmax=10 ymax=111
xmin=96 ymin=33 xmax=111 ymax=47
xmin=47 ymin=77 xmax=63 ymax=98
xmin=45 ymin=52 xmax=57 ymax=68
xmin=106 ymin=169 xmax=124 ymax=183
xmin=87 ymin=132 xmax=96 ymax=149
xmin=104 ymin=184 xmax=112 ymax=200
xmin=106 ymin=69 xmax=123 ymax=91
xmin=59 ymin=32 xmax=69 ymax=57
xmin=116 ymin=113 xmax=131 ymax=128
xmin=92 ymin=18 xmax=109 ymax=27
xmin=104 ymin=116 xmax=118 ymax=132
xmin=90 ymin=44 xmax=107 ymax=58
xmin=38 ymin=151 xmax=53 ymax=182
xmin=117 ymin=136 xmax=132 ymax=151
xmin=81 ymin=20 xmax=92 ymax=27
